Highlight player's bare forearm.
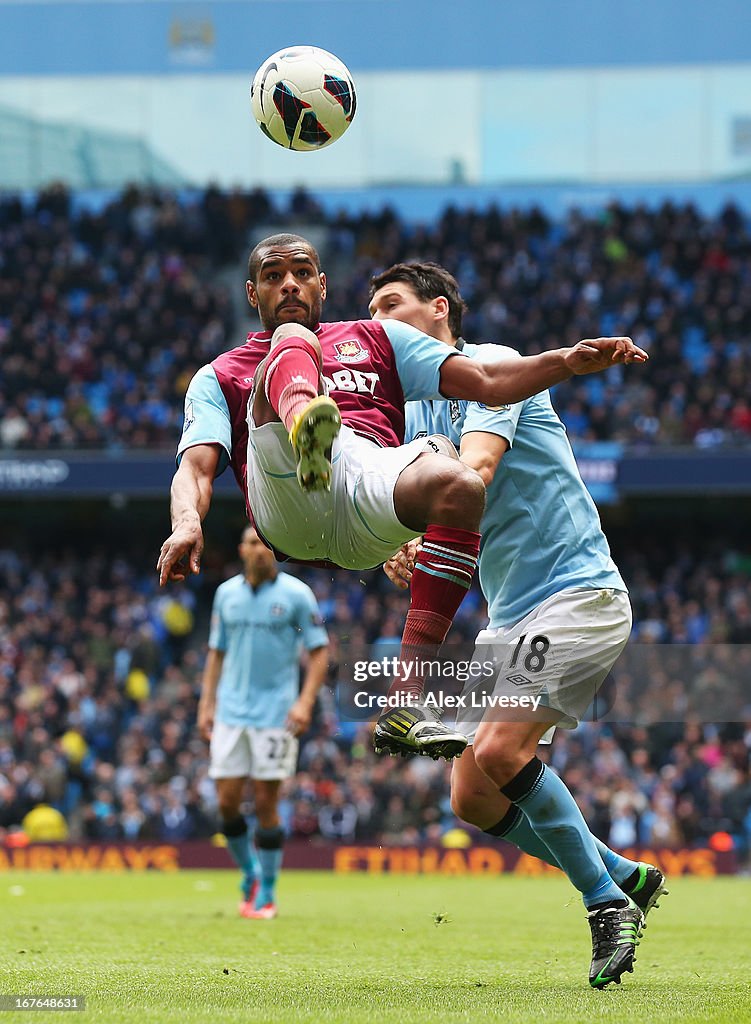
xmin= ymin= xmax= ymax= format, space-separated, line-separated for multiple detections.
xmin=440 ymin=337 xmax=647 ymax=405
xmin=484 ymin=349 xmax=572 ymax=404
xmin=299 ymin=645 xmax=329 ymax=705
xmin=157 ymin=445 xmax=221 ymax=585
xmin=460 ymin=431 xmax=508 ymax=486
xmin=200 ymin=648 xmax=224 ymax=703
xmin=169 ymin=453 xmax=216 ymax=529
xmin=197 ymin=648 xmax=223 ymax=740
xmin=287 ymin=645 xmax=328 ymax=736
xmin=441 ymin=347 xmax=571 ymax=404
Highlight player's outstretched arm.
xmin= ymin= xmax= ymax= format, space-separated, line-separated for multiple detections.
xmin=439 ymin=337 xmax=648 ymax=405
xmin=157 ymin=443 xmax=221 ymax=585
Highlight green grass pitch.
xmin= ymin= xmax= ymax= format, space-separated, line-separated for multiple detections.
xmin=2 ymin=870 xmax=749 ymax=1023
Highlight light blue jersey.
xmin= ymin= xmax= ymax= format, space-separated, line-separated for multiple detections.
xmin=178 ymin=363 xmax=232 ymax=471
xmin=209 ymin=571 xmax=328 ymax=728
xmin=406 ymin=342 xmax=626 ymax=629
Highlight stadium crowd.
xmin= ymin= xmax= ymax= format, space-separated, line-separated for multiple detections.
xmin=0 ymin=537 xmax=750 ymax=861
xmin=1 ymin=184 xmax=751 ymax=450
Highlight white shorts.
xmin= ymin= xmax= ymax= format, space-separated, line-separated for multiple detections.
xmin=246 ymin=417 xmax=449 ymax=569
xmin=209 ymin=723 xmax=299 ymax=781
xmin=455 ymin=588 xmax=632 ymax=744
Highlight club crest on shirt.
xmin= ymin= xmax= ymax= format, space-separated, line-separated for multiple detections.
xmin=334 ymin=339 xmax=369 ymax=364
xmin=449 ymin=400 xmax=461 ymax=423
xmin=270 ymin=604 xmax=286 ymax=617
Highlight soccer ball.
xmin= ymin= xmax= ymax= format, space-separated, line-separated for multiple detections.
xmin=250 ymin=46 xmax=356 ymax=151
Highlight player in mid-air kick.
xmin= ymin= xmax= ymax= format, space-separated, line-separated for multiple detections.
xmin=158 ymin=233 xmax=647 ymax=762
xmin=371 ymin=262 xmax=666 ymax=989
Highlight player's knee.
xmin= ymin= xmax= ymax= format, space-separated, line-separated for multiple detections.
xmin=218 ymin=799 xmax=242 ymax=822
xmin=427 ymin=461 xmax=485 ymax=524
xmin=270 ymin=322 xmax=321 ymax=357
xmin=473 ymin=731 xmax=520 ymax=782
xmin=254 ymin=799 xmax=276 ymax=826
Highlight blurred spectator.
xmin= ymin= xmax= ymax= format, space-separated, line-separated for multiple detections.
xmin=21 ymin=803 xmax=68 ymax=841
xmin=318 ymin=787 xmax=358 ymax=842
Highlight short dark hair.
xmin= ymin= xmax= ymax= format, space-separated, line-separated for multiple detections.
xmin=368 ymin=262 xmax=468 ymax=338
xmin=247 ymin=233 xmax=322 ymax=282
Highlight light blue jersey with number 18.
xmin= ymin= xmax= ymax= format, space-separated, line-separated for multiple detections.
xmin=405 ymin=342 xmax=626 ymax=629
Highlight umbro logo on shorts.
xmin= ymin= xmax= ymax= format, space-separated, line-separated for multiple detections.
xmin=506 ymin=673 xmax=534 ymax=686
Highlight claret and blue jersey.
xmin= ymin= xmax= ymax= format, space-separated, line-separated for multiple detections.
xmin=405 ymin=342 xmax=626 ymax=629
xmin=209 ymin=572 xmax=328 ymax=729
xmin=177 ymin=318 xmax=461 ymax=485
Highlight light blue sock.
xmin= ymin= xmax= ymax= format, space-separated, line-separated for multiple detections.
xmin=487 ymin=805 xmax=641 ymax=890
xmin=502 ymin=757 xmax=626 ymax=908
xmin=593 ymin=837 xmax=641 ymax=887
xmin=485 ymin=805 xmax=562 ymax=868
xmin=222 ymin=817 xmax=260 ymax=898
xmin=255 ymin=826 xmax=284 ymax=907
